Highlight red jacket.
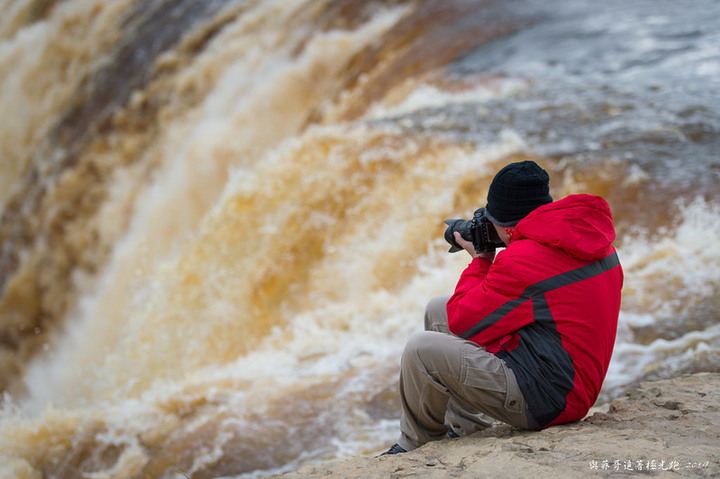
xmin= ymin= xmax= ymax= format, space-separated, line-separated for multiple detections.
xmin=447 ymin=194 xmax=623 ymax=428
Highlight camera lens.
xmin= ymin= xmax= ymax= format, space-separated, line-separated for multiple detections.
xmin=443 ymin=219 xmax=472 ymax=253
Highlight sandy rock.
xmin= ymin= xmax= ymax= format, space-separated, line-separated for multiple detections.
xmin=274 ymin=373 xmax=720 ymax=478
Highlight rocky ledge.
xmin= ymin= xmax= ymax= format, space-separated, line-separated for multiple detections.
xmin=274 ymin=373 xmax=719 ymax=478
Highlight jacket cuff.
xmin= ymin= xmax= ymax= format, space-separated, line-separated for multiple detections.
xmin=469 ymin=256 xmax=492 ymax=274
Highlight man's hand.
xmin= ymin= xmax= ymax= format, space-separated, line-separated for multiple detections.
xmin=453 ymin=232 xmax=495 ymax=262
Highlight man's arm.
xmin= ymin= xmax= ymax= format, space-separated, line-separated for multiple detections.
xmin=446 ymin=240 xmax=534 ymax=343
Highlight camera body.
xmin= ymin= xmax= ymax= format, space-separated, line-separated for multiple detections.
xmin=444 ymin=207 xmax=505 ymax=254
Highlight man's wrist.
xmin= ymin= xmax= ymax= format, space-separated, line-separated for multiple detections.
xmin=477 ymin=251 xmax=495 ymax=262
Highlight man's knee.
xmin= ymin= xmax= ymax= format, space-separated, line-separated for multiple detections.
xmin=424 ymin=295 xmax=451 ymax=332
xmin=403 ymin=331 xmax=435 ymax=358
xmin=402 ymin=331 xmax=460 ymax=374
xmin=425 ymin=296 xmax=449 ymax=316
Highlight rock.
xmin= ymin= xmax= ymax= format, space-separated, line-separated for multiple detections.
xmin=273 ymin=373 xmax=720 ymax=478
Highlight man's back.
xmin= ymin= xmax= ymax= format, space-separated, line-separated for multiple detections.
xmin=448 ymin=194 xmax=623 ymax=427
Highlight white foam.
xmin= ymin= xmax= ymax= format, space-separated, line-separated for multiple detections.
xmin=603 ymin=196 xmax=720 ymax=396
xmin=366 ymin=78 xmax=530 ymax=120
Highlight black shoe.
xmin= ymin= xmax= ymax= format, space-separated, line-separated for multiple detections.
xmin=447 ymin=428 xmax=460 ymax=439
xmin=380 ymin=444 xmax=407 ymax=456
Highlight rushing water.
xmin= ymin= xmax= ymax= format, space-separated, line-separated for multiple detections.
xmin=0 ymin=0 xmax=719 ymax=477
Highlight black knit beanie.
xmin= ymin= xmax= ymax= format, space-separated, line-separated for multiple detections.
xmin=485 ymin=160 xmax=553 ymax=227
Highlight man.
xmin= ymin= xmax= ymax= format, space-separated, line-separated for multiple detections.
xmin=383 ymin=160 xmax=623 ymax=455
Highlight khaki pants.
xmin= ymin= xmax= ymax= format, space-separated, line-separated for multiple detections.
xmin=397 ymin=295 xmax=533 ymax=451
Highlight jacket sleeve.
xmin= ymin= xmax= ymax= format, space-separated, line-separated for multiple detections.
xmin=447 ymin=250 xmax=535 ymax=345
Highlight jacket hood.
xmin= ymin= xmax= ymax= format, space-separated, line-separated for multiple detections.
xmin=513 ymin=194 xmax=616 ymax=260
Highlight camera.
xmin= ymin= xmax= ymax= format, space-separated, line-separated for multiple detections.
xmin=444 ymin=207 xmax=505 ymax=254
